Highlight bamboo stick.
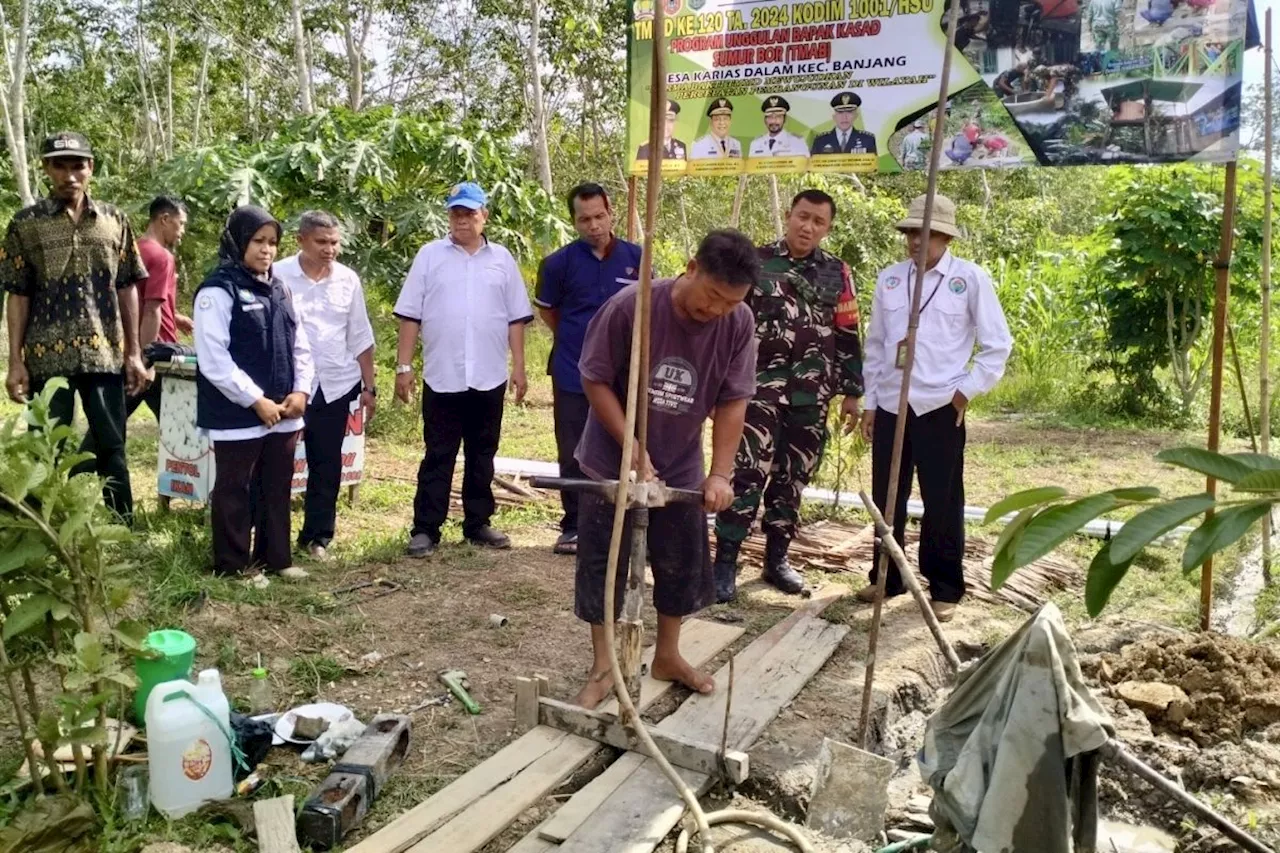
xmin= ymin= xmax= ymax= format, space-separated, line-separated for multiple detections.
xmin=1262 ymin=7 xmax=1274 ymax=586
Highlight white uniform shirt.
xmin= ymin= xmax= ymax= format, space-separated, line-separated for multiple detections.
xmin=862 ymin=251 xmax=1012 ymax=416
xmin=275 ymin=254 xmax=375 ymax=403
xmin=393 ymin=237 xmax=534 ymax=393
xmin=748 ymin=130 xmax=808 ymax=156
xmin=193 ymin=285 xmax=315 ymax=442
xmin=690 ymin=134 xmax=743 ymax=159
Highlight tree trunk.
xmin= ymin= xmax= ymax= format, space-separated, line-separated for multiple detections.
xmin=290 ymin=0 xmax=314 ymax=114
xmin=165 ymin=27 xmax=175 ymax=157
xmin=0 ymin=0 xmax=34 ymax=206
xmin=193 ymin=33 xmax=211 ymax=146
xmin=133 ymin=9 xmax=156 ymax=158
xmin=343 ymin=3 xmax=372 ymax=112
xmin=527 ymin=0 xmax=554 ymax=195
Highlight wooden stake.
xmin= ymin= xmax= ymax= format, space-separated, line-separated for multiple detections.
xmin=1201 ymin=160 xmax=1238 ymax=632
xmin=1262 ymin=7 xmax=1274 ymax=586
xmin=626 ymin=175 xmax=639 ymax=243
xmin=768 ymin=175 xmax=784 ymax=239
xmin=1227 ymin=320 xmax=1257 ymax=452
xmin=730 ymin=174 xmax=747 ymax=229
xmin=858 ymin=0 xmax=964 ymax=750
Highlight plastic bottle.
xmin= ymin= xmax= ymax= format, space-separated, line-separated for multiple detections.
xmin=145 ymin=669 xmax=234 ymax=818
xmin=247 ymin=667 xmax=273 ymax=713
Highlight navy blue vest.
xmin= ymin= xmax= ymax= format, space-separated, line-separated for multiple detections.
xmin=195 ymin=266 xmax=297 ymax=430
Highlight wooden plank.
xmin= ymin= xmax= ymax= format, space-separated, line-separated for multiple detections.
xmin=536 ymin=751 xmax=647 ymax=843
xmin=357 ymin=619 xmax=741 ymax=853
xmin=537 ymin=697 xmax=749 ymax=783
xmin=405 ymin=737 xmax=587 ymax=852
xmin=555 ymin=616 xmax=849 ymax=853
xmin=254 ymin=795 xmax=301 ymax=853
xmin=344 ymin=726 xmax=569 ymax=853
xmin=508 ymin=595 xmax=843 ymax=849
xmin=515 ymin=677 xmax=540 ymax=733
xmin=507 ymin=833 xmax=557 ymax=853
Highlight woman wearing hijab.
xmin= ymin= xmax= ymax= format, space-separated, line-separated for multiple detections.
xmin=194 ymin=206 xmax=315 ymax=587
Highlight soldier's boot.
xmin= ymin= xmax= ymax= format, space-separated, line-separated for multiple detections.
xmin=763 ymin=533 xmax=805 ymax=595
xmin=713 ymin=538 xmax=740 ymax=604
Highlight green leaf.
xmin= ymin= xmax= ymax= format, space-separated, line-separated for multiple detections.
xmin=113 ymin=620 xmax=149 ymax=652
xmin=68 ymin=724 xmax=108 ymax=748
xmin=1013 ymin=494 xmax=1118 ymax=568
xmin=1227 ymin=453 xmax=1280 ymax=471
xmin=1182 ymin=502 xmax=1273 ymax=572
xmin=2 ymin=594 xmax=56 ymax=640
xmin=1106 ymin=486 xmax=1162 ymax=502
xmin=1233 ymin=470 xmax=1280 ymax=492
xmin=0 ymin=536 xmax=47 ymax=576
xmin=1111 ymin=493 xmax=1217 ymax=564
xmin=990 ymin=507 xmax=1041 ymax=589
xmin=1155 ymin=447 xmax=1254 ymax=484
xmin=982 ymin=486 xmax=1068 ymax=525
xmin=1086 ymin=541 xmax=1135 ymax=618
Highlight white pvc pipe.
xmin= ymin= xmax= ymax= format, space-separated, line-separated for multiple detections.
xmin=493 ymin=457 xmax=1196 ymax=544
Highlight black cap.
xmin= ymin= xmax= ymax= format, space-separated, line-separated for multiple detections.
xmin=41 ymin=131 xmax=93 ymax=160
xmin=666 ymin=99 xmax=681 ymax=116
xmin=762 ymin=96 xmax=791 ymax=114
xmin=831 ymin=92 xmax=862 ymax=111
xmin=706 ymin=98 xmax=734 ymax=117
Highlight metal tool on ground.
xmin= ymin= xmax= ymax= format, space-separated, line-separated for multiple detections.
xmin=439 ymin=669 xmax=481 ymax=715
xmin=529 ymin=475 xmax=705 ymax=700
xmin=406 ymin=692 xmax=451 ymax=713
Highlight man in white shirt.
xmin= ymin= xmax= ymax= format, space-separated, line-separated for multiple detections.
xmin=690 ymin=98 xmax=743 ymax=159
xmin=275 ymin=210 xmax=377 ymax=561
xmin=858 ymin=194 xmax=1012 ymax=622
xmin=393 ymin=182 xmax=533 ymax=557
xmin=748 ymin=96 xmax=808 ymax=157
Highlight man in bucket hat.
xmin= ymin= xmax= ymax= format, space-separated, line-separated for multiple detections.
xmin=857 ymin=194 xmax=1011 ymax=622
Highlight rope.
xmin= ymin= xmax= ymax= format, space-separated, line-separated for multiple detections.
xmin=165 ymin=689 xmax=251 ymax=774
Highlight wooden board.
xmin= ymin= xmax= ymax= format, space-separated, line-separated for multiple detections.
xmin=344 ymin=726 xmax=569 ymax=853
xmin=555 ymin=615 xmax=849 ymax=853
xmin=254 ymin=795 xmax=301 ymax=853
xmin=515 ymin=586 xmax=847 ymax=848
xmin=351 ymin=619 xmax=741 ymax=853
xmin=537 ymin=697 xmax=749 ymax=783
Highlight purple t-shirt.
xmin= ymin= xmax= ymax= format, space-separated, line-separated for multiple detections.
xmin=575 ymin=278 xmax=758 ymax=490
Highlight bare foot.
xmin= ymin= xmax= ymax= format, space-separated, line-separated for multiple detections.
xmin=651 ymin=654 xmax=715 ymax=695
xmin=571 ymin=670 xmax=615 ymax=710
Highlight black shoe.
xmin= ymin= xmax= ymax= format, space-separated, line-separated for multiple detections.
xmin=763 ymin=534 xmax=805 ymax=595
xmin=714 ymin=559 xmax=738 ymax=604
xmin=467 ymin=526 xmax=512 ymax=549
xmin=553 ymin=530 xmax=578 ymax=555
xmin=407 ymin=533 xmax=437 ymax=558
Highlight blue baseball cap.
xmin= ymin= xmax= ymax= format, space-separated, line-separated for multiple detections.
xmin=446 ymin=182 xmax=488 ymax=210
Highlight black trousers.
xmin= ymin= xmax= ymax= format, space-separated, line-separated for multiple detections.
xmin=299 ymin=381 xmax=361 ymax=547
xmin=35 ymin=373 xmax=133 ymax=525
xmin=412 ymin=382 xmax=506 ymax=541
xmin=126 ymin=382 xmax=162 ymax=421
xmin=552 ymin=385 xmax=591 ymax=534
xmin=870 ymin=405 xmax=967 ymax=603
xmin=211 ymin=430 xmax=300 ymax=575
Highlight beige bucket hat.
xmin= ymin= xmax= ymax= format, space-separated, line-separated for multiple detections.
xmin=896 ymin=193 xmax=962 ymax=238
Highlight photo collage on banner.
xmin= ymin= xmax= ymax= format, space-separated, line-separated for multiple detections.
xmin=626 ymin=0 xmax=1251 ymax=174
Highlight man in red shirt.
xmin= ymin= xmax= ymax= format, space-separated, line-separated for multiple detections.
xmin=134 ymin=195 xmax=190 ymax=417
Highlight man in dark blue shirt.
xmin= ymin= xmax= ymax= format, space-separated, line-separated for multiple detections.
xmin=535 ymin=183 xmax=643 ymax=555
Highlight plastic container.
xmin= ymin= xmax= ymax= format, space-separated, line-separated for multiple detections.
xmin=145 ymin=669 xmax=234 ymax=819
xmin=247 ymin=667 xmax=273 ymax=713
xmin=134 ymin=629 xmax=197 ymax=723
xmin=118 ymin=764 xmax=149 ymax=821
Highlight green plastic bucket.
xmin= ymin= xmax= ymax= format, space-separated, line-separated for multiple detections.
xmin=134 ymin=629 xmax=197 ymax=724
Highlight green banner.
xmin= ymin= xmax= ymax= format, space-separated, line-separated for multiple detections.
xmin=626 ymin=0 xmax=1247 ymax=175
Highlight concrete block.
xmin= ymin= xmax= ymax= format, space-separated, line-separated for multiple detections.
xmin=805 ymin=738 xmax=895 ymax=843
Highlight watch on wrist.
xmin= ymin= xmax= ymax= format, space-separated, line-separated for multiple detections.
xmin=395 ymin=363 xmax=413 ymax=375
xmin=363 ymin=386 xmax=377 ymax=397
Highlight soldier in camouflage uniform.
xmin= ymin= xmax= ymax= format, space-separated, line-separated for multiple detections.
xmin=713 ymin=189 xmax=863 ymax=601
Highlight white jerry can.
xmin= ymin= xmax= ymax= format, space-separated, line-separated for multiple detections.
xmin=145 ymin=669 xmax=234 ymax=818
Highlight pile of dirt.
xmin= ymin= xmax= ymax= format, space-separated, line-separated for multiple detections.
xmin=1087 ymin=634 xmax=1280 ymax=746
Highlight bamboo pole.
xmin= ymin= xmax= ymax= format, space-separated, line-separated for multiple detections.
xmin=730 ymin=174 xmax=748 ymax=229
xmin=1201 ymin=160 xmax=1238 ymax=632
xmin=768 ymin=175 xmax=784 ymax=239
xmin=1227 ymin=321 xmax=1257 ymax=452
xmin=626 ymin=175 xmax=639 ymax=243
xmin=858 ymin=0 xmax=964 ymax=749
xmin=1262 ymin=7 xmax=1274 ymax=586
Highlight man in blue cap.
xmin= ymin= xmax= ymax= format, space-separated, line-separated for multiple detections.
xmin=393 ymin=182 xmax=534 ymax=557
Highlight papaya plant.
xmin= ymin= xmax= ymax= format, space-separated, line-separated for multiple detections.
xmin=989 ymin=446 xmax=1280 ymax=616
xmin=0 ymin=380 xmax=149 ymax=795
